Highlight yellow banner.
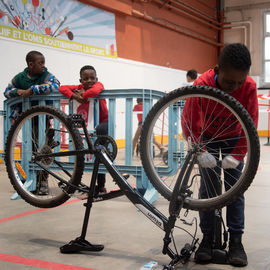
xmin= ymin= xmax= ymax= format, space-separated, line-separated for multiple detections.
xmin=0 ymin=25 xmax=117 ymax=58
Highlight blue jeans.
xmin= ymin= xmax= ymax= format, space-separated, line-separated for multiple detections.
xmin=199 ymin=136 xmax=244 ymax=236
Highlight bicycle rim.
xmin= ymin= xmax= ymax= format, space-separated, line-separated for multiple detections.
xmin=5 ymin=106 xmax=84 ymax=208
xmin=140 ymin=86 xmax=260 ymax=211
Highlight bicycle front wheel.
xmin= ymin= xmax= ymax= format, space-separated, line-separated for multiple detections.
xmin=140 ymin=85 xmax=260 ymax=211
xmin=5 ymin=106 xmax=85 ymax=208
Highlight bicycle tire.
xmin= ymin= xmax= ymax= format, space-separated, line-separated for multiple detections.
xmin=140 ymin=85 xmax=260 ymax=211
xmin=5 ymin=106 xmax=85 ymax=208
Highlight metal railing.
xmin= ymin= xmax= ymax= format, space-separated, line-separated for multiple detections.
xmin=2 ymin=89 xmax=180 ymax=203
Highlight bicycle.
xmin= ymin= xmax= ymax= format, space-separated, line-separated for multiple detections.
xmin=4 ymin=85 xmax=260 ymax=269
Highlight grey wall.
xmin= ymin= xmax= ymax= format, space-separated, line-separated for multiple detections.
xmin=224 ymin=0 xmax=270 ymax=86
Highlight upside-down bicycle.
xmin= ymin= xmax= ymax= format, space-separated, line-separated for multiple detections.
xmin=4 ymin=85 xmax=260 ymax=269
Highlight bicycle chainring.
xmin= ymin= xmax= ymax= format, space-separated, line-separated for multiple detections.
xmin=94 ymin=135 xmax=117 ymax=161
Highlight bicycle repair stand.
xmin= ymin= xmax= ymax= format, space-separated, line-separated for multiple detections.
xmin=211 ymin=178 xmax=229 ymax=264
xmin=59 ymin=114 xmax=126 ymax=253
xmin=211 ymin=208 xmax=229 ymax=264
xmin=60 ymin=157 xmax=105 ymax=253
xmin=59 ymin=156 xmax=126 ymax=253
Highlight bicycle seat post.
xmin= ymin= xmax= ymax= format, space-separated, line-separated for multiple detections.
xmin=211 ymin=181 xmax=228 ymax=264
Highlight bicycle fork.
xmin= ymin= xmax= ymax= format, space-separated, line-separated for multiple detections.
xmin=162 ymin=151 xmax=198 ymax=267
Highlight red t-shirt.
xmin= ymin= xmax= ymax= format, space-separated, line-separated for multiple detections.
xmin=133 ymin=102 xmax=143 ymax=123
xmin=59 ymin=82 xmax=108 ymax=123
xmin=182 ymin=69 xmax=258 ymax=161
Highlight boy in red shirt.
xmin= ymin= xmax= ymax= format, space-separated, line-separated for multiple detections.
xmin=182 ymin=43 xmax=258 ymax=266
xmin=59 ymin=65 xmax=108 ymax=195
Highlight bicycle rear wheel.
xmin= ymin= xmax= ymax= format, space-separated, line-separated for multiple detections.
xmin=140 ymin=85 xmax=260 ymax=211
xmin=5 ymin=106 xmax=85 ymax=208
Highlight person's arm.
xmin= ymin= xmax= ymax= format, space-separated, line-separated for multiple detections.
xmin=230 ymin=86 xmax=258 ymax=161
xmin=4 ymin=78 xmax=19 ymax=99
xmin=182 ymin=97 xmax=218 ymax=168
xmin=246 ymin=87 xmax=259 ymax=128
xmin=181 ymin=97 xmax=202 ymax=143
xmin=5 ymin=80 xmax=34 ymax=99
xmin=31 ymin=74 xmax=60 ymax=95
xmin=59 ymin=85 xmax=78 ymax=98
xmin=59 ymin=85 xmax=86 ymax=103
xmin=82 ymin=82 xmax=104 ymax=99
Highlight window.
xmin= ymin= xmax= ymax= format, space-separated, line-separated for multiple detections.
xmin=264 ymin=12 xmax=270 ymax=84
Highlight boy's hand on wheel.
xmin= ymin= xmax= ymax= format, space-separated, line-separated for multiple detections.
xmin=222 ymin=155 xmax=240 ymax=169
xmin=197 ymin=151 xmax=217 ymax=168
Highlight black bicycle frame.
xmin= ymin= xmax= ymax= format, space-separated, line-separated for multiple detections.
xmin=34 ymin=115 xmax=197 ymax=267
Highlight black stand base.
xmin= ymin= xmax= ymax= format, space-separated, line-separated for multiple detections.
xmin=211 ymin=248 xmax=228 ymax=264
xmin=60 ymin=237 xmax=104 ymax=254
xmin=60 ymin=159 xmax=107 ymax=255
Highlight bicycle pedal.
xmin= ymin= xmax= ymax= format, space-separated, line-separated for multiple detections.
xmin=70 ymin=114 xmax=83 ymax=119
xmin=69 ymin=114 xmax=85 ymax=128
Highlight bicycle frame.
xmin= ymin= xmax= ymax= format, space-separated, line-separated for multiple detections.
xmin=33 ymin=114 xmax=197 ymax=268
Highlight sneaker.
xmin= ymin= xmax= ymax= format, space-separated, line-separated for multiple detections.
xmin=38 ymin=184 xmax=49 ymax=195
xmin=97 ymin=186 xmax=107 ymax=196
xmin=93 ymin=186 xmax=107 ymax=197
xmin=195 ymin=235 xmax=213 ymax=263
xmin=228 ymin=235 xmax=248 ymax=267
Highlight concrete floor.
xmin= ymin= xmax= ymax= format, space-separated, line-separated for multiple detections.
xmin=0 ymin=140 xmax=270 ymax=270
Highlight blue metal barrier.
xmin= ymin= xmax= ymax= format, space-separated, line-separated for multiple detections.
xmin=2 ymin=89 xmax=172 ymax=203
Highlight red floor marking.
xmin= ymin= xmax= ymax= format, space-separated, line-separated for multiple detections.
xmin=0 ymin=253 xmax=96 ymax=270
xmin=0 ymin=198 xmax=80 ymax=224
